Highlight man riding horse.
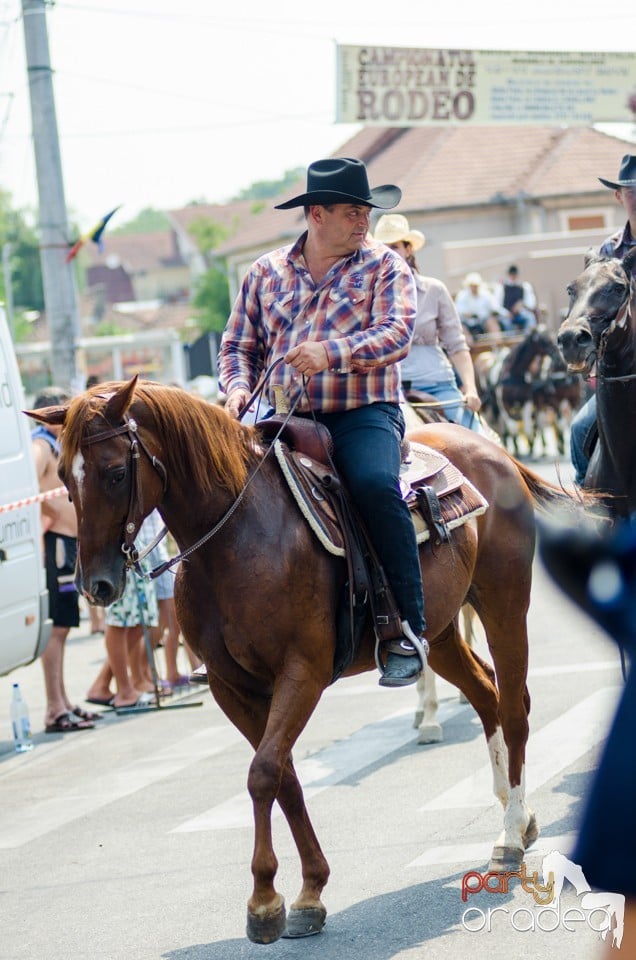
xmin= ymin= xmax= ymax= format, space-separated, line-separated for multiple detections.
xmin=214 ymin=157 xmax=430 ymax=687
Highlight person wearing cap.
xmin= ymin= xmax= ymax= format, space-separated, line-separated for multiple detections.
xmin=454 ymin=272 xmax=509 ymax=342
xmin=570 ymin=154 xmax=636 ymax=487
xmin=216 ymin=157 xmax=427 ymax=687
xmin=373 ymin=213 xmax=482 ymax=429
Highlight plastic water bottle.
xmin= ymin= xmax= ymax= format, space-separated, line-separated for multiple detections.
xmin=10 ymin=683 xmax=33 ymax=753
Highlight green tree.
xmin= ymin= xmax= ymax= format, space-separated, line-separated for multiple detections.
xmin=112 ymin=207 xmax=169 ymax=233
xmin=0 ymin=189 xmax=44 ymax=315
xmin=192 ymin=259 xmax=231 ymax=334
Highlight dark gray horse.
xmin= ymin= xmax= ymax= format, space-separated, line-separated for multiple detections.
xmin=557 ymin=248 xmax=636 ymax=517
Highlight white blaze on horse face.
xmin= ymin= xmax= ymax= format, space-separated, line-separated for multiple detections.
xmin=71 ymin=451 xmax=86 ymax=508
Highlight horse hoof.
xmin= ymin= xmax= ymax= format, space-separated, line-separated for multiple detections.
xmin=246 ymin=897 xmax=286 ymax=944
xmin=413 ymin=710 xmax=424 ymax=729
xmin=283 ymin=905 xmax=327 ymax=938
xmin=417 ymin=722 xmax=443 ymax=744
xmin=489 ymin=845 xmax=524 ymax=872
xmin=522 ymin=812 xmax=540 ymax=849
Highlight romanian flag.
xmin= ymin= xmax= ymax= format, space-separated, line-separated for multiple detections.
xmin=65 ymin=205 xmax=121 ymax=263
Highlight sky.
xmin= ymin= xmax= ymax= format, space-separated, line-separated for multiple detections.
xmin=1 ymin=0 xmax=636 ymax=231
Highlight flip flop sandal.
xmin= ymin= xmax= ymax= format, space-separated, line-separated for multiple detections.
xmin=45 ymin=712 xmax=95 ymax=734
xmin=85 ymin=696 xmax=115 ymax=708
xmin=72 ymin=705 xmax=104 ymax=722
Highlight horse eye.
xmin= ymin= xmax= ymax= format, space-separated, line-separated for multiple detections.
xmin=110 ymin=467 xmax=126 ymax=485
xmin=566 ymin=285 xmax=574 ymax=298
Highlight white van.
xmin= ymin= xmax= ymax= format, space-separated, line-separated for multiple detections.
xmin=0 ymin=305 xmax=51 ymax=675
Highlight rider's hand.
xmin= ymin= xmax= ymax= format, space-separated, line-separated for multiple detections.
xmin=463 ymin=390 xmax=482 ymax=413
xmin=225 ymin=388 xmax=251 ymax=419
xmin=285 ymin=341 xmax=329 ymax=376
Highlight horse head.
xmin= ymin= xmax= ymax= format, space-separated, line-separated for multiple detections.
xmin=557 ymin=248 xmax=636 ymax=376
xmin=25 ymin=377 xmax=167 ymax=606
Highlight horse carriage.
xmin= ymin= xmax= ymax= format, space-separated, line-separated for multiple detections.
xmin=471 ymin=327 xmax=583 ymax=458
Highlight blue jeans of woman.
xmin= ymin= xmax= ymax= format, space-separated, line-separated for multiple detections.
xmin=570 ymin=394 xmax=597 ymax=486
xmin=410 ymin=377 xmax=479 ymax=431
xmin=311 ymin=402 xmax=425 ymax=636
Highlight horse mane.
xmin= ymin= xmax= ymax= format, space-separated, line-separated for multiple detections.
xmin=60 ymin=382 xmax=258 ymax=499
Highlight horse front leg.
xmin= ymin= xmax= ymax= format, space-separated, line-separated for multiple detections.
xmin=206 ymin=664 xmax=328 ymax=944
xmin=277 ymin=758 xmax=330 ymax=938
xmin=244 ymin=672 xmax=330 ymax=943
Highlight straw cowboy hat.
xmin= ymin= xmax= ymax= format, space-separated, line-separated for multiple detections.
xmin=373 ymin=214 xmax=426 ymax=251
xmin=599 ymin=154 xmax=636 ymax=190
xmin=274 ymin=157 xmax=401 ymax=210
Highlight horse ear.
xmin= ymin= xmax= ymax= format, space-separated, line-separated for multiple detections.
xmin=104 ymin=376 xmax=139 ymax=423
xmin=583 ymin=247 xmax=602 ymax=268
xmin=23 ymin=404 xmax=68 ymax=426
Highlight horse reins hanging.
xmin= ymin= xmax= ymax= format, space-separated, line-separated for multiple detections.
xmin=81 ymin=360 xmax=313 ymax=581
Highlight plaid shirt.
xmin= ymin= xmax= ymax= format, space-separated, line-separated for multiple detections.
xmin=600 ymin=221 xmax=636 ymax=271
xmin=218 ymin=233 xmax=417 ymax=412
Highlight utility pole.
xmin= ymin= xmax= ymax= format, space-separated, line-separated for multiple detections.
xmin=21 ymin=0 xmax=80 ymax=391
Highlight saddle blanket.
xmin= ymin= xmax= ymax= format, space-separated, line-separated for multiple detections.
xmin=274 ymin=440 xmax=489 ymax=558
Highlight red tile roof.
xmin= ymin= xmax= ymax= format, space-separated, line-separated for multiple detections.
xmin=85 ymin=230 xmax=184 ymax=272
xmin=212 ymin=124 xmax=636 ymax=254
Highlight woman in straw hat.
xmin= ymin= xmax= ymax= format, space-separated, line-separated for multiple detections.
xmin=373 ymin=214 xmax=482 ymax=429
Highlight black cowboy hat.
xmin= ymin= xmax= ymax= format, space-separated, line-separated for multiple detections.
xmin=599 ymin=154 xmax=636 ymax=190
xmin=274 ymin=157 xmax=401 ymax=210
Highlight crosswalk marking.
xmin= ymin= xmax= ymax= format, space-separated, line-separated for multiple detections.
xmin=173 ymin=700 xmax=467 ymax=833
xmin=0 ymin=724 xmax=243 ymax=850
xmin=407 ymin=832 xmax=578 ymax=869
xmin=1 ymin=666 xmax=620 ymax=850
xmin=420 ymin=686 xmax=620 ymax=812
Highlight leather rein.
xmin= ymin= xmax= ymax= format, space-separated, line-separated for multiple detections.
xmin=82 ymin=362 xmax=308 ymax=581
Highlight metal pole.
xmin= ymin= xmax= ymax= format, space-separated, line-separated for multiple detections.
xmin=21 ymin=0 xmax=80 ymax=391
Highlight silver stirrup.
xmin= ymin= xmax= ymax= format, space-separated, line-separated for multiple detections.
xmin=375 ymin=620 xmax=430 ymax=675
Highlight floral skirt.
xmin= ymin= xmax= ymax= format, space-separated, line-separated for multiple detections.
xmin=105 ymin=567 xmax=159 ymax=628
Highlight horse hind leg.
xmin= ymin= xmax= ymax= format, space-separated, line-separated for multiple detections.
xmin=474 ymin=595 xmax=537 ymax=871
xmin=429 ymin=617 xmax=535 ymax=873
xmin=413 ymin=604 xmax=476 ymax=739
xmin=413 ymin=667 xmax=444 ymax=743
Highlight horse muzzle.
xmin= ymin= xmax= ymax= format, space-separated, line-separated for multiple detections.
xmin=556 ymin=322 xmax=594 ymax=374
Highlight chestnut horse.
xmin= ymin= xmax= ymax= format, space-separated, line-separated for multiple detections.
xmin=28 ymin=378 xmax=583 ymax=945
xmin=557 ymin=247 xmax=636 ymax=517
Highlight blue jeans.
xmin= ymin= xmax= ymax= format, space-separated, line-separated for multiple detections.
xmin=410 ymin=378 xmax=480 ymax=431
xmin=570 ymin=394 xmax=597 ymax=486
xmin=311 ymin=403 xmax=425 ymax=635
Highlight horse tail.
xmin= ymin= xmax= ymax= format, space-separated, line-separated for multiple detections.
xmin=508 ymin=454 xmax=586 ymax=511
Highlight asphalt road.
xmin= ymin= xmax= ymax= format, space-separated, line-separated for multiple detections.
xmin=0 ymin=453 xmax=623 ymax=960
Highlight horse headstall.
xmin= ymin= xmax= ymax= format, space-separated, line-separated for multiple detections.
xmin=81 ymin=415 xmax=168 ymax=568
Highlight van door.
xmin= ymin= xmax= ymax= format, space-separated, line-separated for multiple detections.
xmin=0 ymin=308 xmax=51 ymax=675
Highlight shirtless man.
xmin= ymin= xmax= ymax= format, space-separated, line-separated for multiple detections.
xmin=31 ymin=387 xmax=97 ymax=733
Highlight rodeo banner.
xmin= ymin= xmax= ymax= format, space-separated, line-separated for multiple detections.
xmin=335 ymin=45 xmax=636 ymax=126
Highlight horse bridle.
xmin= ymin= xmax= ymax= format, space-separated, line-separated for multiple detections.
xmin=82 ymin=416 xmax=168 ymax=570
xmin=79 ymin=363 xmax=311 ymax=580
